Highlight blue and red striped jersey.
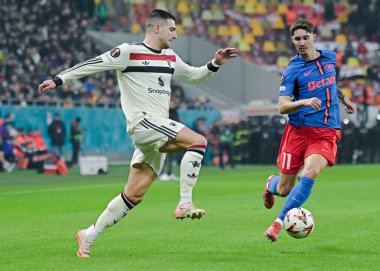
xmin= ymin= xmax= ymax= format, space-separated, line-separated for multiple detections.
xmin=279 ymin=49 xmax=340 ymax=129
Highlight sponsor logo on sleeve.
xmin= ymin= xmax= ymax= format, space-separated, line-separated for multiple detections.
xmin=110 ymin=47 xmax=121 ymax=58
xmin=279 ymin=86 xmax=286 ymax=92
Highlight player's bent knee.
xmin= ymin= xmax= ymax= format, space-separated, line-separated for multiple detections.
xmin=302 ymin=167 xmax=320 ymax=179
xmin=194 ymin=135 xmax=207 ymax=147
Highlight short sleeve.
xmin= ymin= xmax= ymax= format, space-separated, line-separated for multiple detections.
xmin=278 ymin=69 xmax=297 ymax=97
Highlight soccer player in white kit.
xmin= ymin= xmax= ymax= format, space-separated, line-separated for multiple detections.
xmin=38 ymin=9 xmax=238 ymax=258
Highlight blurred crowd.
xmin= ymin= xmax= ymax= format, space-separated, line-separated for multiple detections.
xmin=96 ymin=0 xmax=380 ymax=107
xmin=0 ymin=113 xmax=53 ymax=172
xmin=2 ymin=112 xmax=380 ymax=173
xmin=0 ymin=0 xmax=210 ymax=108
xmin=1 ymin=0 xmax=380 ymax=109
xmin=0 ymin=112 xmax=80 ymax=173
xmin=1 ymin=0 xmax=380 ymax=170
xmin=0 ymin=0 xmax=115 ymax=106
xmin=199 ymin=115 xmax=380 ymax=168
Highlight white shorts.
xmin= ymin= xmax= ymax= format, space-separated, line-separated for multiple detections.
xmin=129 ymin=115 xmax=185 ymax=175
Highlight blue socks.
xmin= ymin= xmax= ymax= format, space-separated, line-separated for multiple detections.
xmin=268 ymin=176 xmax=280 ymax=195
xmin=278 ymin=176 xmax=315 ymax=221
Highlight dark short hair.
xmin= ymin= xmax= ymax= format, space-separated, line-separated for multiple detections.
xmin=290 ymin=18 xmax=314 ymax=36
xmin=146 ymin=9 xmax=176 ymax=28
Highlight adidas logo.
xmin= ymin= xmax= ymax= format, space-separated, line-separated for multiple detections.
xmin=187 ymin=173 xmax=198 ymax=178
xmin=142 ymin=61 xmax=149 ymax=65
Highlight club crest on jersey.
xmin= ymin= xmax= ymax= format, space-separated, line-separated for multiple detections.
xmin=325 ymin=63 xmax=334 ymax=72
xmin=110 ymin=47 xmax=120 ymax=58
xmin=158 ymin=76 xmax=165 ymax=86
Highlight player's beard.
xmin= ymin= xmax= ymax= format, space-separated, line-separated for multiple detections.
xmin=162 ymin=40 xmax=172 ymax=49
xmin=158 ymin=35 xmax=172 ymax=49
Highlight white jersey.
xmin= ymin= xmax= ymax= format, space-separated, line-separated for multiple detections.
xmin=57 ymin=42 xmax=218 ymax=130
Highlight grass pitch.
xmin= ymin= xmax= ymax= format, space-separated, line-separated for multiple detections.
xmin=0 ymin=164 xmax=379 ymax=271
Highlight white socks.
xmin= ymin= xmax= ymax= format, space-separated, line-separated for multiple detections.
xmin=84 ymin=193 xmax=135 ymax=241
xmin=84 ymin=224 xmax=100 ymax=240
xmin=179 ymin=150 xmax=204 ymax=205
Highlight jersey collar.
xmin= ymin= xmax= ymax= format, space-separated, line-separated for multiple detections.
xmin=142 ymin=43 xmax=162 ymax=54
xmin=297 ymin=50 xmax=324 ymax=63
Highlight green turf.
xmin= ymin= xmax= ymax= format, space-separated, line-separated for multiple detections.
xmin=0 ymin=165 xmax=379 ymax=271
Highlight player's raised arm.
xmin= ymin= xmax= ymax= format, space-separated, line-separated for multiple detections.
xmin=38 ymin=79 xmax=55 ymax=93
xmin=213 ymin=47 xmax=239 ymax=66
xmin=38 ymin=44 xmax=128 ymax=93
xmin=173 ymin=47 xmax=238 ymax=84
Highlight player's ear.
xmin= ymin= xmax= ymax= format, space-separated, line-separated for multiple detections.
xmin=154 ymin=24 xmax=160 ymax=34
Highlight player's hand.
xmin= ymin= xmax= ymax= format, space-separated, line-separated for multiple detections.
xmin=342 ymin=97 xmax=355 ymax=114
xmin=38 ymin=80 xmax=56 ymax=93
xmin=304 ymin=97 xmax=322 ymax=111
xmin=214 ymin=48 xmax=239 ymax=65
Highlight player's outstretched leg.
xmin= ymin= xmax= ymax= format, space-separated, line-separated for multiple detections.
xmin=76 ymin=192 xmax=136 ymax=257
xmin=174 ymin=145 xmax=206 ymax=220
xmin=264 ymin=176 xmax=315 ymax=242
xmin=263 ymin=175 xmax=279 ymax=209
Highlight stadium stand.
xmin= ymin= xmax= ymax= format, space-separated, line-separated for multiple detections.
xmin=98 ymin=0 xmax=380 ymax=107
xmin=1 ymin=0 xmax=380 ymax=169
xmin=1 ymin=0 xmax=379 ymax=108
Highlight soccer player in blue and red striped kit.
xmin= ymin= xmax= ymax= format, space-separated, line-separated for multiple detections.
xmin=263 ymin=18 xmax=355 ymax=242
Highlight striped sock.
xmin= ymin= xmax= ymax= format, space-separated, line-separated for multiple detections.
xmin=86 ymin=193 xmax=137 ymax=240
